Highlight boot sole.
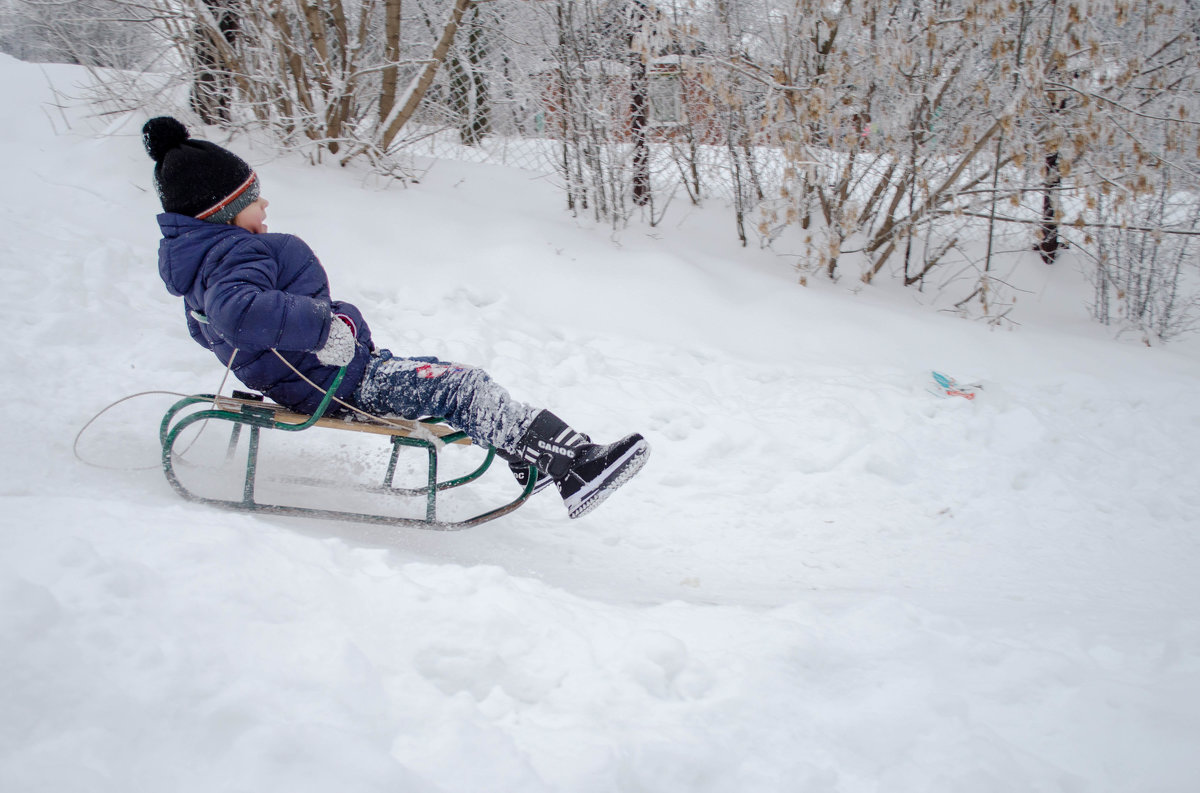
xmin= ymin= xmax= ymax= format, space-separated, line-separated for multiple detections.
xmin=564 ymin=439 xmax=650 ymax=519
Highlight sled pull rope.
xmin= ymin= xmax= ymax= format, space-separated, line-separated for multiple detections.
xmin=74 ymin=390 xmax=197 ymax=470
xmin=74 ymin=346 xmax=244 ymax=470
xmin=213 ymin=347 xmax=238 ymax=408
xmin=76 ymin=344 xmax=447 ymax=472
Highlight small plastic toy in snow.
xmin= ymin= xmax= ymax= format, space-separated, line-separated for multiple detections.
xmin=929 ymin=371 xmax=982 ymax=400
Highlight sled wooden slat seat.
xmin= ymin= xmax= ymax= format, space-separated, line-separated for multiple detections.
xmin=210 ymin=394 xmax=474 ymax=444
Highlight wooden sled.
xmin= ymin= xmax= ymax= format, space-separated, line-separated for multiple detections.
xmin=159 ymin=367 xmax=537 ymax=529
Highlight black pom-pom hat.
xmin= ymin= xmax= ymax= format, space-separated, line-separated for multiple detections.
xmin=142 ymin=116 xmax=260 ymax=224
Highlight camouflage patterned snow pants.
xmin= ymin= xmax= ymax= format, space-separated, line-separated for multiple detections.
xmin=351 ymin=349 xmax=538 ymax=454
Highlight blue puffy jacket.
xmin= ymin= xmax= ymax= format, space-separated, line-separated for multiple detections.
xmin=156 ymin=213 xmax=372 ymax=414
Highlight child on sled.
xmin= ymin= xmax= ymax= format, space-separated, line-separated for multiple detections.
xmin=143 ymin=116 xmax=648 ymax=519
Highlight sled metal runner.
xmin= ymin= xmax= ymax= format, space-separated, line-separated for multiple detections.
xmin=159 ymin=367 xmax=537 ymax=529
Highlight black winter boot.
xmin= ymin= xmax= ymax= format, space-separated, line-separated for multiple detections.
xmin=494 ymin=448 xmax=549 ymax=494
xmin=515 ymin=411 xmax=589 ymax=483
xmin=554 ymin=434 xmax=649 ymax=518
xmin=516 ymin=411 xmax=649 ymax=519
xmin=495 ymin=443 xmax=588 ymax=496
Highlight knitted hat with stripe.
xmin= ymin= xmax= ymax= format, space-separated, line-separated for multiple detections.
xmin=142 ymin=116 xmax=260 ymax=224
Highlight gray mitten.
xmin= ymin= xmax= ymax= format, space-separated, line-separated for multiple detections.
xmin=315 ymin=314 xmax=356 ymax=366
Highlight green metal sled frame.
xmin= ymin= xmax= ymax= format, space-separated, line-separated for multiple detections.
xmin=159 ymin=366 xmax=537 ymax=530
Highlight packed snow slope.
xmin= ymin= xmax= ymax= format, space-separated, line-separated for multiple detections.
xmin=2 ymin=54 xmax=1199 ymax=792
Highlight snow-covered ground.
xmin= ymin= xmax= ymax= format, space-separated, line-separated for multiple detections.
xmin=2 ymin=53 xmax=1200 ymax=792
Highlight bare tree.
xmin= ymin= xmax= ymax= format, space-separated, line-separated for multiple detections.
xmin=125 ymin=0 xmax=479 ymax=162
xmin=190 ymin=0 xmax=239 ymax=124
xmin=693 ymin=0 xmax=1200 ymax=328
xmin=22 ymin=0 xmax=1200 ymax=335
xmin=0 ymin=0 xmax=159 ymax=68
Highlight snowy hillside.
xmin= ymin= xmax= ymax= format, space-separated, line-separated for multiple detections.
xmin=2 ymin=53 xmax=1200 ymax=792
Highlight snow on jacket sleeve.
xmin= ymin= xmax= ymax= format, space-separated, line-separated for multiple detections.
xmin=201 ymin=235 xmax=332 ymax=353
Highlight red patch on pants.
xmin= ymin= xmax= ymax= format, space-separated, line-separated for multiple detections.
xmin=415 ymin=362 xmax=464 ymax=379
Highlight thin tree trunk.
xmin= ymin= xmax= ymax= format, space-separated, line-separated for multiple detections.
xmin=629 ymin=0 xmax=650 ymax=206
xmin=1036 ymin=151 xmax=1063 ymax=263
xmin=378 ymin=0 xmax=402 ymax=125
xmin=380 ymin=0 xmax=475 ymax=151
xmin=191 ymin=0 xmax=240 ymax=124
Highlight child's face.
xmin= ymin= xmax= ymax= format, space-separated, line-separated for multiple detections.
xmin=232 ymin=197 xmax=269 ymax=234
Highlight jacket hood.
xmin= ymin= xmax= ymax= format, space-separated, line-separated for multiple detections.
xmin=156 ymin=212 xmax=246 ymax=297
